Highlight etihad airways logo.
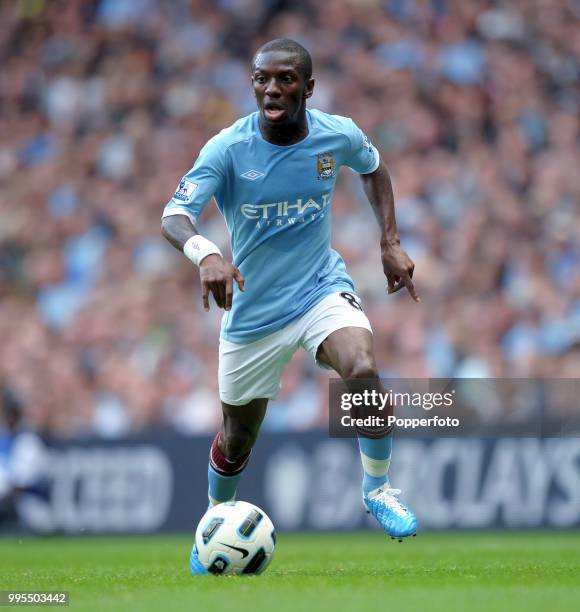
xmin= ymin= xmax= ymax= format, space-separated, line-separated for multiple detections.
xmin=241 ymin=192 xmax=331 ymax=229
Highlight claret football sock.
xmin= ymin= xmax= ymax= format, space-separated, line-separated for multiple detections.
xmin=358 ymin=435 xmax=392 ymax=497
xmin=207 ymin=432 xmax=251 ymax=506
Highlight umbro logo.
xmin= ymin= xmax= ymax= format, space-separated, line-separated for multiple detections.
xmin=241 ymin=170 xmax=264 ymax=181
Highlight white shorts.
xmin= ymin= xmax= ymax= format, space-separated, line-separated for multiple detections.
xmin=219 ymin=291 xmax=372 ymax=405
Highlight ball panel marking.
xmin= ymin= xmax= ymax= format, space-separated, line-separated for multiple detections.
xmin=242 ymin=547 xmax=267 ymax=574
xmin=237 ymin=509 xmax=263 ymax=539
xmin=201 ymin=517 xmax=224 ymax=545
xmin=207 ymin=555 xmax=230 ymax=575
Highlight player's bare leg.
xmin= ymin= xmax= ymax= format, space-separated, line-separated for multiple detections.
xmin=317 ymin=327 xmax=418 ymax=540
xmin=208 ymin=398 xmax=268 ymax=506
xmin=317 ymin=327 xmax=378 ymax=380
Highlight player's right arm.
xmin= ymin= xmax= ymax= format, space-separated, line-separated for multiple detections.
xmin=161 ymin=135 xmax=244 ymax=312
xmin=161 ymin=215 xmax=244 ymax=311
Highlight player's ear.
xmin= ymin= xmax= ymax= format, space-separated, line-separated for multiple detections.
xmin=251 ymin=75 xmax=257 ymax=98
xmin=304 ymin=78 xmax=315 ymax=99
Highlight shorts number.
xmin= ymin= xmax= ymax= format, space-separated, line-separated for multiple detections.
xmin=340 ymin=292 xmax=363 ymax=311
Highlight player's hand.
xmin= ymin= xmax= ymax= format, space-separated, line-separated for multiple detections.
xmin=381 ymin=240 xmax=420 ymax=303
xmin=199 ymin=254 xmax=245 ymax=312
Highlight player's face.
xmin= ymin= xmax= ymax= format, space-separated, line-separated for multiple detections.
xmin=252 ymin=51 xmax=314 ymax=125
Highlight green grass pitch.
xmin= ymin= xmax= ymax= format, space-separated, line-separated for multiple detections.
xmin=1 ymin=532 xmax=579 ymax=611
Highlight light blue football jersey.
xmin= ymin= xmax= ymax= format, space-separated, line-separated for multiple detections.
xmin=162 ymin=108 xmax=379 ymax=343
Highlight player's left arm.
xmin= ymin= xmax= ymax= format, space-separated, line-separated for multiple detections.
xmin=360 ymin=160 xmax=420 ymax=303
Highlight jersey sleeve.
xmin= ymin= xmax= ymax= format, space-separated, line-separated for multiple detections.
xmin=342 ymin=118 xmax=380 ymax=174
xmin=162 ymin=134 xmax=227 ymax=224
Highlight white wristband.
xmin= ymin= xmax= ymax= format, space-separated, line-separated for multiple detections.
xmin=183 ymin=235 xmax=222 ymax=266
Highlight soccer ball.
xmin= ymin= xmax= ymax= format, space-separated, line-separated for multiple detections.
xmin=194 ymin=501 xmax=276 ymax=575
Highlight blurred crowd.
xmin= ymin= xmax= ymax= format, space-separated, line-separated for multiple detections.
xmin=0 ymin=0 xmax=578 ymax=438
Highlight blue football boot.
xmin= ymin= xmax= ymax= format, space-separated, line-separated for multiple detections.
xmin=190 ymin=502 xmax=219 ymax=575
xmin=189 ymin=543 xmax=208 ymax=575
xmin=364 ymin=485 xmax=418 ymax=541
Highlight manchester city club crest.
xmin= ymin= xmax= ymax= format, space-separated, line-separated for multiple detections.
xmin=316 ymin=151 xmax=335 ymax=180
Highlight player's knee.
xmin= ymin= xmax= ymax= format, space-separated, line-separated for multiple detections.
xmin=220 ymin=427 xmax=256 ymax=459
xmin=343 ymin=353 xmax=378 ymax=380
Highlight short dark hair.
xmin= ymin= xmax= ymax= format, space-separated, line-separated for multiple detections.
xmin=252 ymin=38 xmax=313 ymax=81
